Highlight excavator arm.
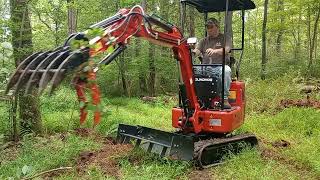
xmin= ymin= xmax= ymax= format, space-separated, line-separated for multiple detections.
xmin=6 ymin=5 xmax=202 ymax=132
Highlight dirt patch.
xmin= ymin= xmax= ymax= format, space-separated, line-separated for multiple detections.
xmin=0 ymin=142 xmax=20 ymax=165
xmin=74 ymin=128 xmax=94 ymax=137
xmin=186 ymin=168 xmax=212 ymax=180
xmin=280 ymin=98 xmax=320 ymax=109
xmin=271 ymin=139 xmax=290 ymax=148
xmin=75 ymin=138 xmax=133 ymax=179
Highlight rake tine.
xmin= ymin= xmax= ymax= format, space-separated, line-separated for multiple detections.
xmin=48 ymin=49 xmax=90 ymax=95
xmin=13 ymin=51 xmax=51 ymax=95
xmin=24 ymin=47 xmax=69 ymax=95
xmin=5 ymin=52 xmax=42 ymax=94
xmin=47 ymin=51 xmax=78 ymax=95
xmin=38 ymin=50 xmax=71 ymax=95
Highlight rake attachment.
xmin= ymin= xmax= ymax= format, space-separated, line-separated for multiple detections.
xmin=6 ymin=45 xmax=91 ymax=96
xmin=6 ymin=42 xmax=101 ymax=126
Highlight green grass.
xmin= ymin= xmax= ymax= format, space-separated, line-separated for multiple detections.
xmin=0 ymin=71 xmax=319 ymax=179
xmin=0 ymin=134 xmax=101 ymax=179
xmin=212 ymin=149 xmax=317 ymax=180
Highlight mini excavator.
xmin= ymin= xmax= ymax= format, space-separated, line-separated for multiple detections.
xmin=6 ymin=0 xmax=258 ymax=168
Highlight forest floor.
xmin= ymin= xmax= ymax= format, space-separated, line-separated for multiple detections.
xmin=0 ymin=73 xmax=320 ymax=179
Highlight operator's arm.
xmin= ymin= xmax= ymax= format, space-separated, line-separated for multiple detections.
xmin=206 ymin=46 xmax=230 ymax=56
xmin=206 ymin=34 xmax=231 ymax=56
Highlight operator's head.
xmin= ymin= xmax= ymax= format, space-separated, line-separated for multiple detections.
xmin=206 ymin=18 xmax=220 ymax=38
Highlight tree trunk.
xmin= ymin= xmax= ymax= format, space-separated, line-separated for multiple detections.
xmin=138 ymin=0 xmax=147 ymax=96
xmin=308 ymin=6 xmax=320 ymax=69
xmin=189 ymin=7 xmax=195 ymax=37
xmin=275 ymin=0 xmax=284 ymax=54
xmin=10 ymin=0 xmax=42 ymax=135
xmin=119 ymin=53 xmax=128 ymax=96
xmin=146 ymin=1 xmax=156 ymax=96
xmin=254 ymin=7 xmax=258 ymax=53
xmin=114 ymin=0 xmax=128 ymax=96
xmin=261 ymin=0 xmax=269 ymax=80
xmin=67 ymin=0 xmax=77 ymax=35
xmin=148 ymin=44 xmax=156 ymax=96
xmin=294 ymin=10 xmax=302 ymax=60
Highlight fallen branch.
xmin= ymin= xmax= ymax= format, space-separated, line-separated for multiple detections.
xmin=21 ymin=167 xmax=73 ymax=180
xmin=0 ymin=141 xmax=15 ymax=151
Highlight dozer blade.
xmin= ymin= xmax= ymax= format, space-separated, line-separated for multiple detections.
xmin=24 ymin=47 xmax=69 ymax=95
xmin=117 ymin=124 xmax=258 ymax=168
xmin=11 ymin=51 xmax=52 ymax=95
xmin=117 ymin=124 xmax=194 ymax=160
xmin=5 ymin=52 xmax=42 ymax=94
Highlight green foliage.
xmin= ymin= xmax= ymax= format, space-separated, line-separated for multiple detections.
xmin=118 ymin=149 xmax=191 ymax=180
xmin=0 ymin=134 xmax=101 ymax=179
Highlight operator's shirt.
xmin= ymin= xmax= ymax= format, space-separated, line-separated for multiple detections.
xmin=196 ymin=33 xmax=229 ymax=64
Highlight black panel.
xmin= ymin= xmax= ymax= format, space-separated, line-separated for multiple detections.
xmin=193 ymin=65 xmax=221 ymax=109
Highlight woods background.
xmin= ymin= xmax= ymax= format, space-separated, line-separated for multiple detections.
xmin=1 ymin=0 xmax=320 ymax=97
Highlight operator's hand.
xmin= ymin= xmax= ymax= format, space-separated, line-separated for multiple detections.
xmin=205 ymin=48 xmax=219 ymax=56
xmin=193 ymin=49 xmax=201 ymax=56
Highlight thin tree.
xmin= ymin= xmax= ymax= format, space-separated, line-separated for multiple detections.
xmin=275 ymin=0 xmax=284 ymax=54
xmin=261 ymin=0 xmax=269 ymax=80
xmin=67 ymin=0 xmax=77 ymax=35
xmin=308 ymin=5 xmax=320 ymax=69
xmin=147 ymin=1 xmax=156 ymax=97
xmin=137 ymin=0 xmax=147 ymax=96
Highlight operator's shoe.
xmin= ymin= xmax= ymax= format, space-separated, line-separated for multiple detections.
xmin=224 ymin=99 xmax=232 ymax=109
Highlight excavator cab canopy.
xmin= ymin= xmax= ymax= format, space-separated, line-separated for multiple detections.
xmin=180 ymin=0 xmax=256 ymax=109
xmin=180 ymin=0 xmax=256 ymax=12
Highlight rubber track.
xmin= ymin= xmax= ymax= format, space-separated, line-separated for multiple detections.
xmin=193 ymin=133 xmax=258 ymax=168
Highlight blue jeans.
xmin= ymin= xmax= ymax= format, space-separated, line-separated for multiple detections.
xmin=194 ymin=65 xmax=231 ymax=100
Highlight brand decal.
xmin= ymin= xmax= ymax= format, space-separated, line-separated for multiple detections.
xmin=195 ymin=78 xmax=213 ymax=82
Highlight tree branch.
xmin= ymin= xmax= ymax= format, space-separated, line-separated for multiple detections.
xmin=21 ymin=167 xmax=73 ymax=180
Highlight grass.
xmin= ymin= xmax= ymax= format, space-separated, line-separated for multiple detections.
xmin=0 ymin=134 xmax=101 ymax=179
xmin=0 ymin=71 xmax=319 ymax=179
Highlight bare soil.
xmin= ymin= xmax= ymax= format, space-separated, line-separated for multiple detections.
xmin=271 ymin=139 xmax=291 ymax=148
xmin=74 ymin=131 xmax=133 ymax=179
xmin=186 ymin=168 xmax=212 ymax=180
xmin=280 ymin=98 xmax=320 ymax=109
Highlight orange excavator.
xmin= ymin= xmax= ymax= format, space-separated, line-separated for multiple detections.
xmin=6 ymin=0 xmax=258 ymax=168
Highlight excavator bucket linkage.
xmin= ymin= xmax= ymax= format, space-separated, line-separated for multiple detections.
xmin=117 ymin=124 xmax=258 ymax=168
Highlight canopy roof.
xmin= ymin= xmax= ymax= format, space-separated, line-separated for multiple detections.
xmin=181 ymin=0 xmax=256 ymax=12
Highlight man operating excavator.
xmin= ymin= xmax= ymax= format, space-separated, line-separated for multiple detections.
xmin=193 ymin=18 xmax=232 ymax=109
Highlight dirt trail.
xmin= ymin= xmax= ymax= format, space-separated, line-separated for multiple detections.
xmin=74 ymin=128 xmax=133 ymax=179
xmin=76 ymin=142 xmax=132 ymax=179
xmin=280 ymin=98 xmax=320 ymax=109
xmin=259 ymin=138 xmax=317 ymax=178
